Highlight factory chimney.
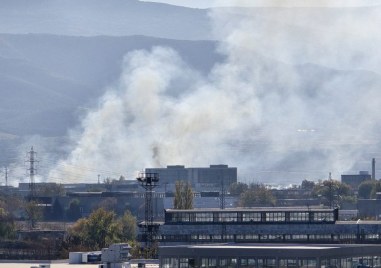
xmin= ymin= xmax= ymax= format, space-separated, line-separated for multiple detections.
xmin=372 ymin=158 xmax=376 ymax=180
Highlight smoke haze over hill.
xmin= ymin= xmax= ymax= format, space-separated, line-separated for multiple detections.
xmin=47 ymin=2 xmax=381 ymax=184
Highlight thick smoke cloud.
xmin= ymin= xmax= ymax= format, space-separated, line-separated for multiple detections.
xmin=50 ymin=1 xmax=381 ymax=184
xmin=210 ymin=2 xmax=381 ymax=182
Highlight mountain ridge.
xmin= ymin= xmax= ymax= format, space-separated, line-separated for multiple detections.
xmin=0 ymin=0 xmax=212 ymax=40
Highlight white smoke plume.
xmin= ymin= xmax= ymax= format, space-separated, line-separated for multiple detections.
xmin=49 ymin=1 xmax=381 ymax=184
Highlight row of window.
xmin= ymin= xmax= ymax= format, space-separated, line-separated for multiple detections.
xmin=158 ymin=233 xmax=379 ymax=242
xmin=167 ymin=211 xmax=336 ymax=223
xmin=161 ymin=256 xmax=379 ymax=268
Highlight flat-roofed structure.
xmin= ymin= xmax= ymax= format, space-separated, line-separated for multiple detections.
xmin=341 ymin=171 xmax=371 ymax=190
xmin=156 ymin=208 xmax=381 ymax=245
xmin=159 ymin=243 xmax=381 ymax=268
xmin=145 ymin=165 xmax=237 ymax=192
xmin=164 ymin=207 xmax=338 ymax=224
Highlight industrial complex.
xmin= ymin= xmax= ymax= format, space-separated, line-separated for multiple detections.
xmin=2 ymin=160 xmax=381 ymax=267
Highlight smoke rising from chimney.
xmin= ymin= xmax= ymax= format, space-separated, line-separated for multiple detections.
xmin=49 ymin=2 xmax=381 ymax=184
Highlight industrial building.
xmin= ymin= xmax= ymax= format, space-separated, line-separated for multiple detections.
xmin=156 ymin=207 xmax=381 ymax=245
xmin=145 ymin=165 xmax=237 ymax=192
xmin=341 ymin=171 xmax=371 ymax=190
xmin=159 ymin=243 xmax=381 ymax=268
xmin=341 ymin=158 xmax=377 ymax=190
xmin=358 ymin=193 xmax=381 ymax=219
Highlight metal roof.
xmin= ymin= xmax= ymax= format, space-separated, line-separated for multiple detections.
xmin=165 ymin=207 xmax=335 ymax=213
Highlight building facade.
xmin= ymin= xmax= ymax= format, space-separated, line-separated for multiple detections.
xmin=156 ymin=208 xmax=381 ymax=245
xmin=341 ymin=171 xmax=371 ymax=190
xmin=145 ymin=165 xmax=237 ymax=192
xmin=159 ymin=243 xmax=381 ymax=268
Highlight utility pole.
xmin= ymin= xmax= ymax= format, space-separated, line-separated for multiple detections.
xmin=26 ymin=146 xmax=38 ymax=199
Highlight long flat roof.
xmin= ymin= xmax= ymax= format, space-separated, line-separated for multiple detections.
xmin=165 ymin=207 xmax=335 ymax=212
xmin=190 ymin=244 xmax=338 ymax=250
xmin=159 ymin=243 xmax=381 ymax=258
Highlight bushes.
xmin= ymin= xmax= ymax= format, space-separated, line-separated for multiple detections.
xmin=64 ymin=208 xmax=137 ymax=252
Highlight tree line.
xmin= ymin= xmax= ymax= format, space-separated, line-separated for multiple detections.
xmin=172 ymin=178 xmax=357 ymax=209
xmin=228 ymin=179 xmax=356 ymax=208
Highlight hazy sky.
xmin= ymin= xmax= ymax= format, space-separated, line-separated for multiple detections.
xmin=46 ymin=0 xmax=381 ymax=184
xmin=3 ymin=0 xmax=379 ymax=184
xmin=140 ymin=0 xmax=379 ymax=8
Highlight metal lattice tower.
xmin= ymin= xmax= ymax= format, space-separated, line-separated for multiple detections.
xmin=136 ymin=172 xmax=159 ymax=255
xmin=26 ymin=147 xmax=38 ymax=199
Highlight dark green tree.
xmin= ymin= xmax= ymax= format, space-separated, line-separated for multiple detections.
xmin=370 ymin=181 xmax=381 ymax=199
xmin=66 ymin=217 xmax=88 ymax=251
xmin=25 ymin=200 xmax=43 ymax=229
xmin=119 ymin=210 xmax=137 ymax=241
xmin=85 ymin=208 xmax=121 ymax=249
xmin=0 ymin=206 xmax=15 ymax=239
xmin=66 ymin=199 xmax=82 ymax=221
xmin=312 ymin=180 xmax=351 ymax=208
xmin=174 ymin=180 xmax=193 ymax=209
xmin=67 ymin=208 xmax=122 ymax=250
xmin=239 ymin=183 xmax=276 ymax=207
xmin=51 ymin=198 xmax=64 ymax=221
xmin=301 ymin=179 xmax=316 ymax=190
xmin=228 ymin=182 xmax=249 ymax=196
xmin=358 ymin=180 xmax=377 ymax=199
xmin=129 ymin=240 xmax=143 ymax=259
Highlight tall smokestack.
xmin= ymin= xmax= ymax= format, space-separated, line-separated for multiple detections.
xmin=372 ymin=158 xmax=376 ymax=180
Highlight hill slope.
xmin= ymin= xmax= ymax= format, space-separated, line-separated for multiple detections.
xmin=0 ymin=34 xmax=221 ymax=136
xmin=0 ymin=0 xmax=211 ymax=40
